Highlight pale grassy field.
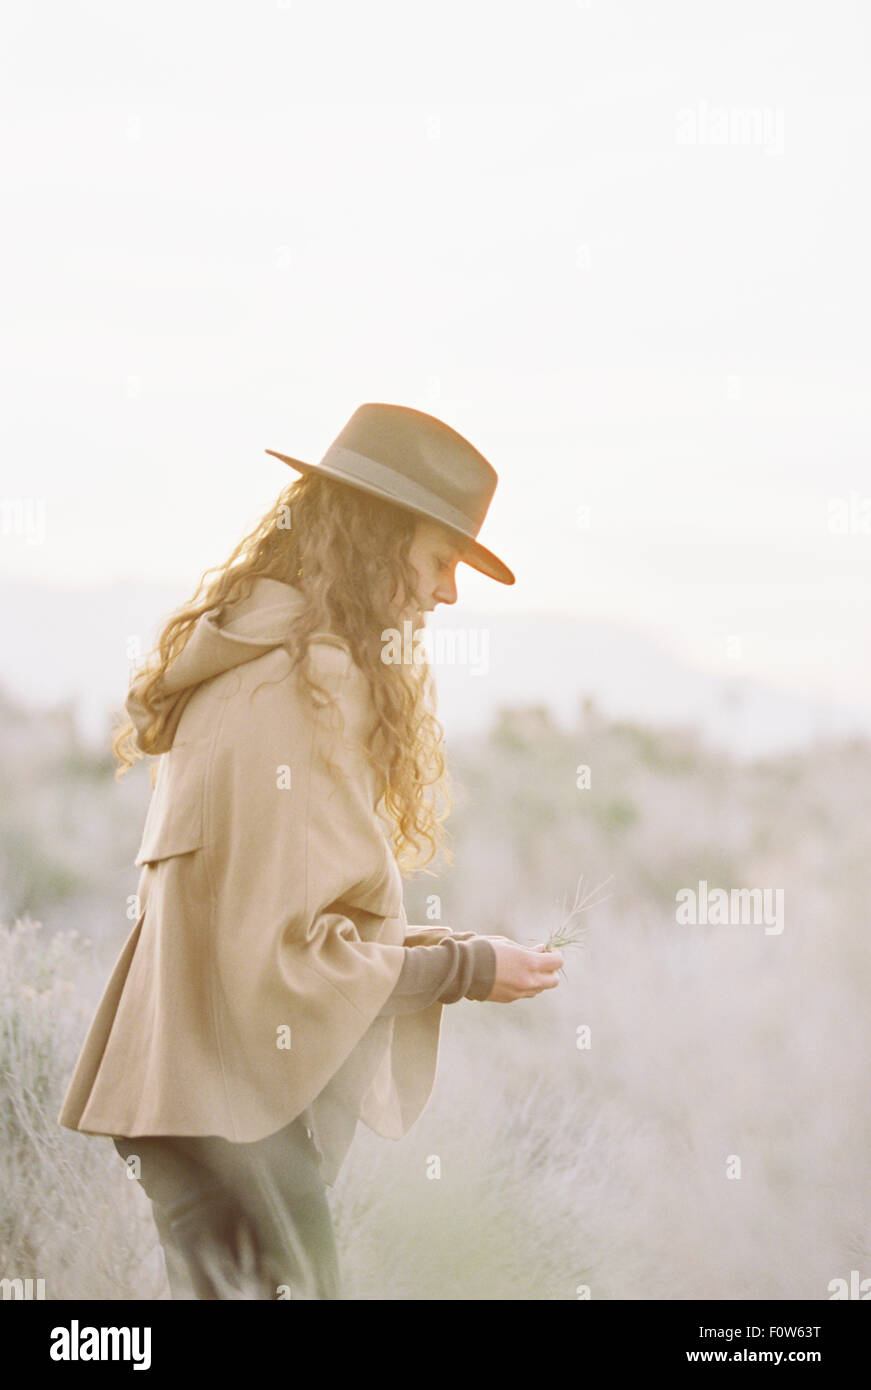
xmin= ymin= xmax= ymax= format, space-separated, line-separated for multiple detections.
xmin=332 ymin=884 xmax=871 ymax=1300
xmin=2 ymin=708 xmax=869 ymax=1300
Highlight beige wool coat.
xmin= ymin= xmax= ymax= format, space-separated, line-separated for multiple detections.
xmin=57 ymin=577 xmax=459 ymax=1184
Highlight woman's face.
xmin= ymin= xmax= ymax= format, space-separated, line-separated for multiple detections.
xmin=394 ymin=520 xmax=464 ymax=620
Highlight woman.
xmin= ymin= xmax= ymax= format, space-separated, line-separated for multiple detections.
xmin=58 ymin=402 xmax=563 ymax=1300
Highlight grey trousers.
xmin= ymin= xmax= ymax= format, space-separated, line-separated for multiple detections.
xmin=113 ymin=1116 xmax=342 ymax=1300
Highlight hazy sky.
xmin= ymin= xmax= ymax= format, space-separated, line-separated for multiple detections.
xmin=2 ymin=1 xmax=869 ymax=716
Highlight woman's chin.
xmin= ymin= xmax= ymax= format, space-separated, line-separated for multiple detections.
xmin=394 ymin=602 xmax=426 ymax=629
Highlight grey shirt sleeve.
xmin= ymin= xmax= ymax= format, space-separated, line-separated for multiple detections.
xmin=377 ymin=934 xmax=497 ymax=1017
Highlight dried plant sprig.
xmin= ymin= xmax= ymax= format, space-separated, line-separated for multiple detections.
xmin=522 ymin=872 xmax=614 ymax=977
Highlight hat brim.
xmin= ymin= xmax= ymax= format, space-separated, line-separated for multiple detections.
xmin=265 ymin=449 xmax=515 ymax=585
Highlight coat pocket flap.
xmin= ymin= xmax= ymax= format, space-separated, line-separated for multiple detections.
xmin=351 ymin=874 xmax=402 ymax=921
xmin=340 ymin=841 xmax=403 ymax=921
xmin=134 ymin=739 xmax=209 ymax=866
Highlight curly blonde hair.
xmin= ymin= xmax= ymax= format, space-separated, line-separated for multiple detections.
xmin=112 ymin=470 xmax=454 ymax=874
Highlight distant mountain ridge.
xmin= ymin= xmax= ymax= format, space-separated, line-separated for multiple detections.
xmin=0 ymin=577 xmax=866 ymax=759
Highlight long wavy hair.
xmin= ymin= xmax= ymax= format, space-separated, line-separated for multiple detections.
xmin=111 ymin=470 xmax=454 ymax=874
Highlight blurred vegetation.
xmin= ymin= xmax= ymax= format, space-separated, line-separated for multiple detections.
xmin=0 ymin=684 xmax=148 ymax=925
xmin=2 ymin=682 xmax=870 ymax=1299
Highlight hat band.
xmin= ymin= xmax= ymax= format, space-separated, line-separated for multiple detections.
xmin=322 ymin=445 xmax=481 ymax=538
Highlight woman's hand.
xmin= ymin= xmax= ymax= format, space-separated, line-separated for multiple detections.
xmin=482 ymin=938 xmax=564 ymax=1002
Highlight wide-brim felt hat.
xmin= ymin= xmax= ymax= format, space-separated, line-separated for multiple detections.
xmin=266 ymin=402 xmax=515 ymax=585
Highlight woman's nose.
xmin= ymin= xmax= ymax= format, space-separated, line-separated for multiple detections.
xmin=434 ymin=577 xmax=458 ymax=606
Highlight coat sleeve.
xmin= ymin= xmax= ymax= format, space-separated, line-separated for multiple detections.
xmin=201 ymin=638 xmax=415 ymax=1137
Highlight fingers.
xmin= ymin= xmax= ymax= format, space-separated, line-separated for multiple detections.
xmin=532 ymin=953 xmax=563 ymax=989
xmin=517 ymin=965 xmax=563 ymax=999
xmin=525 ymin=975 xmax=558 ymax=994
xmin=534 ymin=950 xmax=564 ymax=973
xmin=530 ymin=943 xmax=565 ymax=966
xmin=504 ymin=977 xmax=560 ymax=1001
